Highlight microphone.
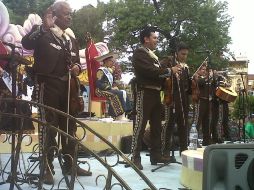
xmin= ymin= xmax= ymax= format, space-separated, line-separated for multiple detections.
xmin=2 ymin=41 xmax=22 ymax=49
xmin=236 ymin=72 xmax=248 ymax=75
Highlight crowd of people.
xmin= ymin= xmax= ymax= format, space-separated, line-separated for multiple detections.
xmin=0 ymin=0 xmax=248 ymax=184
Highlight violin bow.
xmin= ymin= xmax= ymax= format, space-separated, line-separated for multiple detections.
xmin=192 ymin=57 xmax=208 ymax=79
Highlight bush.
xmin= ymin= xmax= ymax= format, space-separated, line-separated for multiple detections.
xmin=232 ymin=95 xmax=254 ymax=119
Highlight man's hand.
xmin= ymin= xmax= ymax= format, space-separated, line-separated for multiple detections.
xmin=171 ymin=64 xmax=182 ymax=75
xmin=0 ymin=67 xmax=3 ymax=77
xmin=210 ymin=69 xmax=215 ymax=78
xmin=71 ymin=65 xmax=80 ymax=76
xmin=193 ymin=73 xmax=199 ymax=80
xmin=42 ymin=6 xmax=56 ymax=31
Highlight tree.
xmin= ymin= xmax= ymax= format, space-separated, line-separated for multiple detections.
xmin=71 ymin=4 xmax=105 ymax=48
xmin=232 ymin=95 xmax=254 ymax=120
xmin=2 ymin=0 xmax=54 ymax=25
xmin=100 ymin=0 xmax=232 ymax=72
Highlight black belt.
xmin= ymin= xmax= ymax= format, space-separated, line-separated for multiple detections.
xmin=139 ymin=84 xmax=161 ymax=91
xmin=36 ymin=73 xmax=69 ymax=81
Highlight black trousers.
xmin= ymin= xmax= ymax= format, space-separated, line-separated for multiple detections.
xmin=39 ymin=77 xmax=77 ymax=169
xmin=163 ymin=88 xmax=189 ymax=152
xmin=198 ymin=99 xmax=211 ymax=145
xmin=210 ymin=98 xmax=220 ymax=141
xmin=131 ymin=88 xmax=162 ymax=157
xmin=164 ymin=106 xmax=189 ymax=152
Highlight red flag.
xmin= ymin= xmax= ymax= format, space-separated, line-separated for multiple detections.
xmin=85 ymin=40 xmax=105 ymax=101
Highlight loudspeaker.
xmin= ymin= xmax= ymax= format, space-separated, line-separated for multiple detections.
xmin=203 ymin=143 xmax=254 ymax=190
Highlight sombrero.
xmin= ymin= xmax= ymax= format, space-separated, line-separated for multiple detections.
xmin=95 ymin=51 xmax=118 ymax=62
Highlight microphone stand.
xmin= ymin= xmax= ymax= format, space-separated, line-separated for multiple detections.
xmin=152 ymin=39 xmax=182 ymax=172
xmin=0 ymin=43 xmax=22 ymax=190
xmin=206 ymin=51 xmax=212 ymax=144
xmin=238 ymin=73 xmax=248 ymax=143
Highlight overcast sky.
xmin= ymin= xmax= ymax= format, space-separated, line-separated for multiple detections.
xmin=67 ymin=0 xmax=254 ymax=73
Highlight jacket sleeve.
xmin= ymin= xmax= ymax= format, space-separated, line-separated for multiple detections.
xmin=21 ymin=25 xmax=45 ymax=50
xmin=133 ymin=48 xmax=171 ymax=79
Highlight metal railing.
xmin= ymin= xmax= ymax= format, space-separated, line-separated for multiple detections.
xmin=0 ymin=98 xmax=157 ymax=190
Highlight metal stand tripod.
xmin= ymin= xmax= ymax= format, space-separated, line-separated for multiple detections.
xmin=151 ymin=123 xmax=182 ymax=172
xmin=0 ymin=43 xmax=23 ymax=190
xmin=237 ymin=72 xmax=249 ymax=143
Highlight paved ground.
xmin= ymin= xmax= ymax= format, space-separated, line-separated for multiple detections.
xmin=0 ymin=151 xmax=185 ymax=190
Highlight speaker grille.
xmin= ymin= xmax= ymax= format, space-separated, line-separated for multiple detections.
xmin=235 ymin=153 xmax=248 ymax=169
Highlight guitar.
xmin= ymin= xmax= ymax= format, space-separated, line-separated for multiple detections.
xmin=215 ymin=87 xmax=237 ymax=103
xmin=69 ymin=75 xmax=84 ymax=114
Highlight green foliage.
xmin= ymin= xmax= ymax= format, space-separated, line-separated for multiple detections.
xmin=101 ymin=0 xmax=232 ymax=72
xmin=71 ymin=5 xmax=105 ymax=48
xmin=232 ymin=95 xmax=254 ymax=119
xmin=2 ymin=0 xmax=233 ymax=73
xmin=2 ymin=0 xmax=54 ymax=25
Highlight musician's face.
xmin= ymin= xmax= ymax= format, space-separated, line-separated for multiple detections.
xmin=177 ymin=49 xmax=189 ymax=63
xmin=54 ymin=3 xmax=72 ymax=30
xmin=199 ymin=66 xmax=207 ymax=76
xmin=144 ymin=32 xmax=158 ymax=50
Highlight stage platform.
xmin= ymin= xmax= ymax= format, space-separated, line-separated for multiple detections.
xmin=181 ymin=148 xmax=204 ymax=190
xmin=77 ymin=119 xmax=133 ymax=151
xmin=0 ymin=118 xmax=209 ymax=190
xmin=0 ymin=151 xmax=185 ymax=190
xmin=0 ymin=118 xmax=133 ymax=153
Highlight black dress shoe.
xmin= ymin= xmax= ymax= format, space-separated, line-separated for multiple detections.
xmin=44 ymin=169 xmax=54 ymax=185
xmin=212 ymin=138 xmax=223 ymax=144
xmin=150 ymin=155 xmax=170 ymax=165
xmin=131 ymin=156 xmax=143 ymax=170
xmin=64 ymin=166 xmax=92 ymax=176
xmin=76 ymin=166 xmax=92 ymax=176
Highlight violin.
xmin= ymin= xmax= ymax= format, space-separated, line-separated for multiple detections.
xmin=161 ymin=57 xmax=173 ymax=106
xmin=191 ymin=77 xmax=200 ymax=104
xmin=191 ymin=58 xmax=209 ymax=104
xmin=164 ymin=77 xmax=173 ymax=105
xmin=69 ymin=74 xmax=84 ymax=115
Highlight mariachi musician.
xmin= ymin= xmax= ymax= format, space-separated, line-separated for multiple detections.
xmin=161 ymin=41 xmax=192 ymax=155
xmin=210 ymin=70 xmax=233 ymax=142
xmin=193 ymin=63 xmax=212 ymax=146
xmin=22 ymin=1 xmax=91 ymax=185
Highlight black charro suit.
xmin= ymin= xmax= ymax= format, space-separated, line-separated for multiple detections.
xmin=160 ymin=56 xmax=191 ymax=153
xmin=22 ymin=25 xmax=80 ymax=76
xmin=131 ymin=46 xmax=171 ymax=162
xmin=22 ymin=25 xmax=81 ymax=171
xmin=197 ymin=76 xmax=211 ymax=145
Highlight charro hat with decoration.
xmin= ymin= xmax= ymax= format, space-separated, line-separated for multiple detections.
xmin=95 ymin=51 xmax=118 ymax=62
